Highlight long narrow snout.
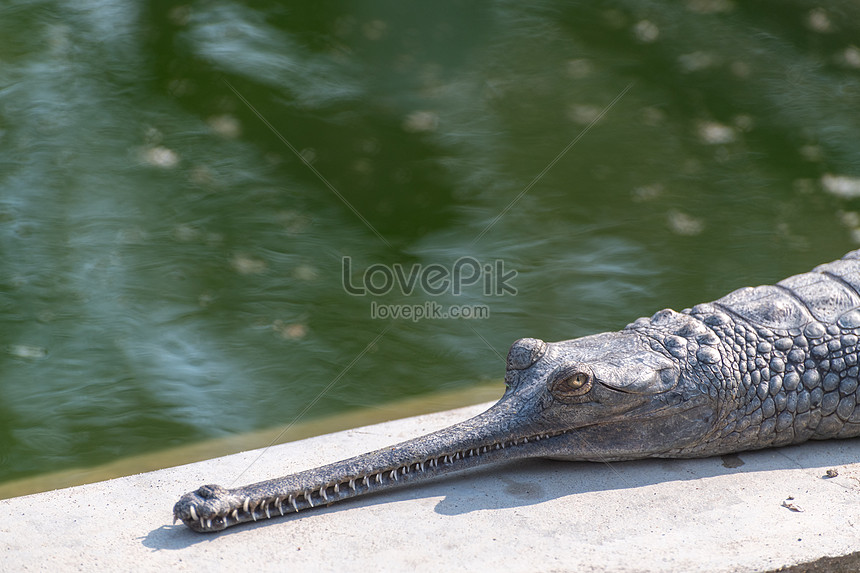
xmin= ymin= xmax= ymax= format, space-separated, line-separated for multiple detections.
xmin=173 ymin=392 xmax=566 ymax=532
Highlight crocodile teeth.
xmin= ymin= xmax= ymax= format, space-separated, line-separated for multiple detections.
xmin=290 ymin=495 xmax=298 ymax=512
xmin=199 ymin=517 xmax=205 ymax=529
xmin=189 ymin=506 xmax=198 ymax=521
xmin=390 ymin=470 xmax=398 ymax=481
xmin=349 ymin=479 xmax=356 ymax=491
xmin=333 ymin=483 xmax=339 ymax=494
xmin=265 ymin=505 xmax=271 ymax=519
xmin=320 ymin=487 xmax=328 ymax=501
xmin=206 ymin=518 xmax=212 ymax=529
xmin=304 ymin=491 xmax=314 ymax=508
xmin=232 ymin=509 xmax=239 ymax=521
xmin=243 ymin=498 xmax=250 ymax=513
xmin=375 ymin=473 xmax=382 ymax=484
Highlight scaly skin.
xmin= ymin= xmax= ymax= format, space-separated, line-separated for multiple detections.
xmin=174 ymin=250 xmax=860 ymax=532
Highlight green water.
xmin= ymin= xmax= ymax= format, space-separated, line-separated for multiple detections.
xmin=1 ymin=1 xmax=859 ymax=485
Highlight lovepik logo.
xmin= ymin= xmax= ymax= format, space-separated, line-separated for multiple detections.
xmin=342 ymin=256 xmax=517 ymax=297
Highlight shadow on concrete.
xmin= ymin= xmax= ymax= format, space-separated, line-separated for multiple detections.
xmin=141 ymin=524 xmax=226 ymax=551
xmin=433 ymin=438 xmax=860 ymax=515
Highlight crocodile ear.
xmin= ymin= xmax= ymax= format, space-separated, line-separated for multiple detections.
xmin=591 ymin=351 xmax=679 ymax=394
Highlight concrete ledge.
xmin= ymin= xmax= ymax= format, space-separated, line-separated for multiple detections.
xmin=4 ymin=402 xmax=860 ymax=572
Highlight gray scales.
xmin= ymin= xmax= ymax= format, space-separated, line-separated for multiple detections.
xmin=174 ymin=250 xmax=860 ymax=532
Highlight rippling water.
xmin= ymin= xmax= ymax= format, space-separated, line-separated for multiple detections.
xmin=1 ymin=1 xmax=859 ymax=487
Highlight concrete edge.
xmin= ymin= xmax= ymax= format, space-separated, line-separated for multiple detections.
xmin=3 ymin=403 xmax=860 ymax=572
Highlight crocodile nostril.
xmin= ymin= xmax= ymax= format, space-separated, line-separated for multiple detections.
xmin=506 ymin=338 xmax=547 ymax=370
xmin=196 ymin=484 xmax=227 ymax=499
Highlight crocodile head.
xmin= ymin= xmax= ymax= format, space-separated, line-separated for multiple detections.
xmin=175 ymin=329 xmax=721 ymax=532
xmin=499 ymin=333 xmax=716 ymax=461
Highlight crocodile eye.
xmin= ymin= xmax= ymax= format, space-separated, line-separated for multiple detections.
xmin=549 ymin=366 xmax=593 ymax=398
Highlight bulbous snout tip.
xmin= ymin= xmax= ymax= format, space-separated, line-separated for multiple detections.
xmin=506 ymin=337 xmax=547 ymax=370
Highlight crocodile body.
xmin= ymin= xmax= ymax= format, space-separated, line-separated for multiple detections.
xmin=175 ymin=250 xmax=860 ymax=532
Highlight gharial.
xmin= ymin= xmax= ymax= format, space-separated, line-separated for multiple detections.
xmin=175 ymin=250 xmax=860 ymax=532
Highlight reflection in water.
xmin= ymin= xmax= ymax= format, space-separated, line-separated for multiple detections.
xmin=0 ymin=1 xmax=858 ymax=486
